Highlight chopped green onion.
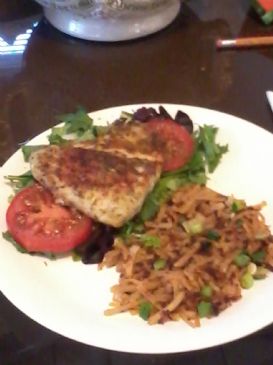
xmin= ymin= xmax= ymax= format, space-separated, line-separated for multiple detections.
xmin=197 ymin=300 xmax=212 ymax=318
xmin=206 ymin=230 xmax=220 ymax=240
xmin=139 ymin=235 xmax=160 ymax=248
xmin=255 ymin=232 xmax=269 ymax=240
xmin=253 ymin=267 xmax=268 ymax=280
xmin=153 ymin=258 xmax=166 ymax=270
xmin=231 ymin=199 xmax=246 ymax=213
xmin=240 ymin=272 xmax=254 ymax=289
xmin=201 ymin=285 xmax=212 ymax=298
xmin=234 ymin=252 xmax=250 ymax=268
xmin=138 ymin=301 xmax=152 ymax=320
xmin=251 ymin=250 xmax=265 ymax=265
xmin=182 ymin=217 xmax=204 ymax=235
xmin=247 ymin=262 xmax=257 ymax=275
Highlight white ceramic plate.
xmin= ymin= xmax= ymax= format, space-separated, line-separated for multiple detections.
xmin=1 ymin=104 xmax=273 ymax=354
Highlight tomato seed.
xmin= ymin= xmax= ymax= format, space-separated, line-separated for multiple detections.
xmin=24 ymin=199 xmax=33 ymax=207
xmin=16 ymin=213 xmax=26 ymax=226
xmin=43 ymin=229 xmax=52 ymax=235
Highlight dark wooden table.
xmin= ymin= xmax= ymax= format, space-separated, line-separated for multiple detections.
xmin=1 ymin=1 xmax=273 ymax=364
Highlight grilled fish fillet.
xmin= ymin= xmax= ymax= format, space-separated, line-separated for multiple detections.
xmin=30 ymin=145 xmax=161 ymax=227
xmin=73 ymin=122 xmax=163 ymax=163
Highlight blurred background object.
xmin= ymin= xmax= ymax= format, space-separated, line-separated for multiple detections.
xmin=0 ymin=0 xmax=39 ymax=21
xmin=33 ymin=0 xmax=181 ymax=41
xmin=252 ymin=0 xmax=273 ymax=24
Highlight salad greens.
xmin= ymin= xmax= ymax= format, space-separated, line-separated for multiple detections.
xmin=47 ymin=107 xmax=97 ymax=144
xmin=135 ymin=125 xmax=228 ymax=224
xmin=22 ymin=107 xmax=106 ymax=150
xmin=5 ymin=170 xmax=34 ymax=192
xmin=2 ymin=231 xmax=60 ymax=260
xmin=4 ymin=107 xmax=228 ymax=260
xmin=22 ymin=145 xmax=45 ymax=162
xmin=6 ymin=108 xmax=100 ymax=190
xmin=197 ymin=125 xmax=228 ymax=173
xmin=2 ymin=231 xmax=28 ymax=253
xmin=139 ymin=149 xmax=206 ymax=222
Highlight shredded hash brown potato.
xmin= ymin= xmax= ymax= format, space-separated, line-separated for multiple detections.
xmin=101 ymin=185 xmax=273 ymax=327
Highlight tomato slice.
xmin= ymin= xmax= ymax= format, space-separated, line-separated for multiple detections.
xmin=6 ymin=184 xmax=93 ymax=253
xmin=145 ymin=118 xmax=194 ymax=171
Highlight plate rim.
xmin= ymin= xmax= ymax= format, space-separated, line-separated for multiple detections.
xmin=1 ymin=103 xmax=273 ymax=354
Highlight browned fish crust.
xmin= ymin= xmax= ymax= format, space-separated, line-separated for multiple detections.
xmin=74 ymin=122 xmax=164 ymax=163
xmin=30 ymin=145 xmax=161 ymax=227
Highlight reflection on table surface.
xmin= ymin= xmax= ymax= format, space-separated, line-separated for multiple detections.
xmin=0 ymin=0 xmax=273 ymax=364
